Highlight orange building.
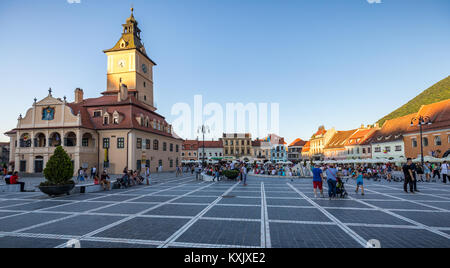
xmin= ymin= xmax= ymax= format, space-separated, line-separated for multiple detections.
xmin=403 ymin=99 xmax=450 ymax=159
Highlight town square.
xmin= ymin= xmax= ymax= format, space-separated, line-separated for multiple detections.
xmin=0 ymin=0 xmax=449 ymax=250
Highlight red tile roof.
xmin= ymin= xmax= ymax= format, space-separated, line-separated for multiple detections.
xmin=324 ymin=130 xmax=357 ymax=150
xmin=66 ymin=95 xmax=180 ymax=140
xmin=289 ymin=138 xmax=307 ymax=147
xmin=302 ymin=141 xmax=311 ymax=152
xmin=371 ymin=113 xmax=418 ymax=144
xmin=405 ymin=99 xmax=450 ymax=133
xmin=344 ymin=128 xmax=377 ymax=146
xmin=182 ymin=140 xmax=223 ymax=150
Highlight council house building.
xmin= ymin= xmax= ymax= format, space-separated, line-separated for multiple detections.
xmin=5 ymin=9 xmax=183 ymax=175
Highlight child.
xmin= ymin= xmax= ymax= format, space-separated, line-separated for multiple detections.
xmin=355 ymin=170 xmax=365 ymax=196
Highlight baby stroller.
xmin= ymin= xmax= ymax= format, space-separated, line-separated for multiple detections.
xmin=336 ymin=177 xmax=348 ymax=198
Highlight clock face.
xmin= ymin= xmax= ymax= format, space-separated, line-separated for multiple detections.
xmin=118 ymin=60 xmax=126 ymax=68
xmin=142 ymin=64 xmax=148 ymax=74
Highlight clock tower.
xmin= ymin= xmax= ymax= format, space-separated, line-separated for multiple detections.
xmin=103 ymin=8 xmax=156 ymax=109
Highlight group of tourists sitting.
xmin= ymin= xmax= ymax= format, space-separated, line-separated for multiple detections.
xmin=113 ymin=167 xmax=151 ymax=189
xmin=3 ymin=171 xmax=26 ymax=192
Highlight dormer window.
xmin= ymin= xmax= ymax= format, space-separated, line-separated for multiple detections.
xmin=103 ymin=114 xmax=110 ymax=125
xmin=113 ymin=111 xmax=120 ymax=125
xmin=94 ymin=110 xmax=102 ymax=118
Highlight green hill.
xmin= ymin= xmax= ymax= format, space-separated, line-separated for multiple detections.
xmin=378 ymin=76 xmax=450 ymax=126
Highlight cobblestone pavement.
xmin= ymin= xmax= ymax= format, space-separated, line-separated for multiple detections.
xmin=0 ymin=173 xmax=449 ymax=248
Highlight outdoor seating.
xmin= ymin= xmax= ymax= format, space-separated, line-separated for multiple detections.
xmin=0 ymin=184 xmax=21 ymax=193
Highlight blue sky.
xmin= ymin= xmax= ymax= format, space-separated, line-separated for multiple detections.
xmin=0 ymin=0 xmax=449 ymax=143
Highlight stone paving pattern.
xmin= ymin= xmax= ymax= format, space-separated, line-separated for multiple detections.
xmin=0 ymin=173 xmax=449 ymax=248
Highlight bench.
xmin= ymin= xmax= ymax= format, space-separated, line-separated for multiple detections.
xmin=0 ymin=184 xmax=21 ymax=193
xmin=201 ymin=174 xmax=215 ymax=182
xmin=71 ymin=183 xmax=102 ymax=194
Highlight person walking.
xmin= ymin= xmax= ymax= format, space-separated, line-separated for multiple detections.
xmin=241 ymin=164 xmax=248 ymax=186
xmin=410 ymin=162 xmax=420 ymax=192
xmin=432 ymin=163 xmax=440 ymax=182
xmin=176 ymin=166 xmax=182 ymax=177
xmin=195 ymin=165 xmax=201 ymax=181
xmin=355 ymin=170 xmax=365 ymax=196
xmin=77 ymin=168 xmax=85 ymax=183
xmin=441 ymin=161 xmax=449 ymax=184
xmin=386 ymin=163 xmax=392 ymax=182
xmin=90 ymin=166 xmax=97 ymax=180
xmin=312 ymin=164 xmax=324 ymax=198
xmin=325 ymin=164 xmax=338 ymax=199
xmin=424 ymin=162 xmax=432 ymax=182
xmin=402 ymin=158 xmax=415 ymax=193
xmin=145 ymin=166 xmax=151 ymax=185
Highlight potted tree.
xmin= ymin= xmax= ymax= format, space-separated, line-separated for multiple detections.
xmin=39 ymin=146 xmax=75 ymax=197
xmin=223 ymin=169 xmax=240 ymax=180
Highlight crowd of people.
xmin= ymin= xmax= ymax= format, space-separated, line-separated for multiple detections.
xmin=2 ymin=158 xmax=448 ymax=196
xmin=183 ymin=161 xmax=249 ymax=186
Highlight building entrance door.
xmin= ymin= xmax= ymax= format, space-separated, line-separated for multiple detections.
xmin=34 ymin=156 xmax=44 ymax=173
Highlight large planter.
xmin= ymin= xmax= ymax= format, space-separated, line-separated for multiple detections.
xmin=39 ymin=183 xmax=75 ymax=197
xmin=223 ymin=170 xmax=240 ymax=180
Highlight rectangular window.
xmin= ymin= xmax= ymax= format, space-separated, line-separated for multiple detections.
xmin=93 ymin=111 xmax=102 ymax=117
xmin=82 ymin=138 xmax=89 ymax=147
xmin=385 ymin=147 xmax=391 ymax=152
xmin=170 ymin=143 xmax=173 ymax=152
xmin=412 ymin=138 xmax=418 ymax=148
xmin=395 ymin=145 xmax=402 ymax=152
xmin=434 ymin=136 xmax=442 ymax=146
xmin=374 ymin=147 xmax=381 ymax=153
xmin=103 ymin=138 xmax=110 ymax=149
xmin=137 ymin=138 xmax=142 ymax=149
xmin=176 ymin=145 xmax=179 ymax=152
xmin=368 ymin=147 xmax=371 ymax=154
xmin=423 ymin=137 xmax=429 ymax=147
xmin=117 ymin=138 xmax=125 ymax=149
xmin=146 ymin=139 xmax=151 ymax=149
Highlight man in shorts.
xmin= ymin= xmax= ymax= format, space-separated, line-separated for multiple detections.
xmin=312 ymin=164 xmax=324 ymax=198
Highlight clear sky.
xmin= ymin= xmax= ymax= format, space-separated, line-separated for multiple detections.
xmin=0 ymin=0 xmax=449 ymax=144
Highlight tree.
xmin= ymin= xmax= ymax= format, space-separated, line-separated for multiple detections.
xmin=41 ymin=146 xmax=74 ymax=186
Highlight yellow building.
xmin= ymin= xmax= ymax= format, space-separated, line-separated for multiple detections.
xmin=5 ymin=9 xmax=182 ymax=175
xmin=222 ymin=133 xmax=253 ymax=161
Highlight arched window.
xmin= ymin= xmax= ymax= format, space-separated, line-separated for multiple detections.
xmin=64 ymin=132 xmax=77 ymax=147
xmin=20 ymin=133 xmax=32 ymax=148
xmin=49 ymin=132 xmax=62 ymax=147
xmin=82 ymin=133 xmax=93 ymax=147
xmin=34 ymin=133 xmax=46 ymax=147
xmin=103 ymin=113 xmax=110 ymax=125
xmin=113 ymin=111 xmax=120 ymax=125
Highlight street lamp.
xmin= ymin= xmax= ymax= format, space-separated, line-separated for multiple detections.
xmin=410 ymin=115 xmax=432 ymax=167
xmin=197 ymin=125 xmax=210 ymax=167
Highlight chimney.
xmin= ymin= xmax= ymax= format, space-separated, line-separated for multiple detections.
xmin=118 ymin=84 xmax=128 ymax=102
xmin=74 ymin=88 xmax=84 ymax=103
